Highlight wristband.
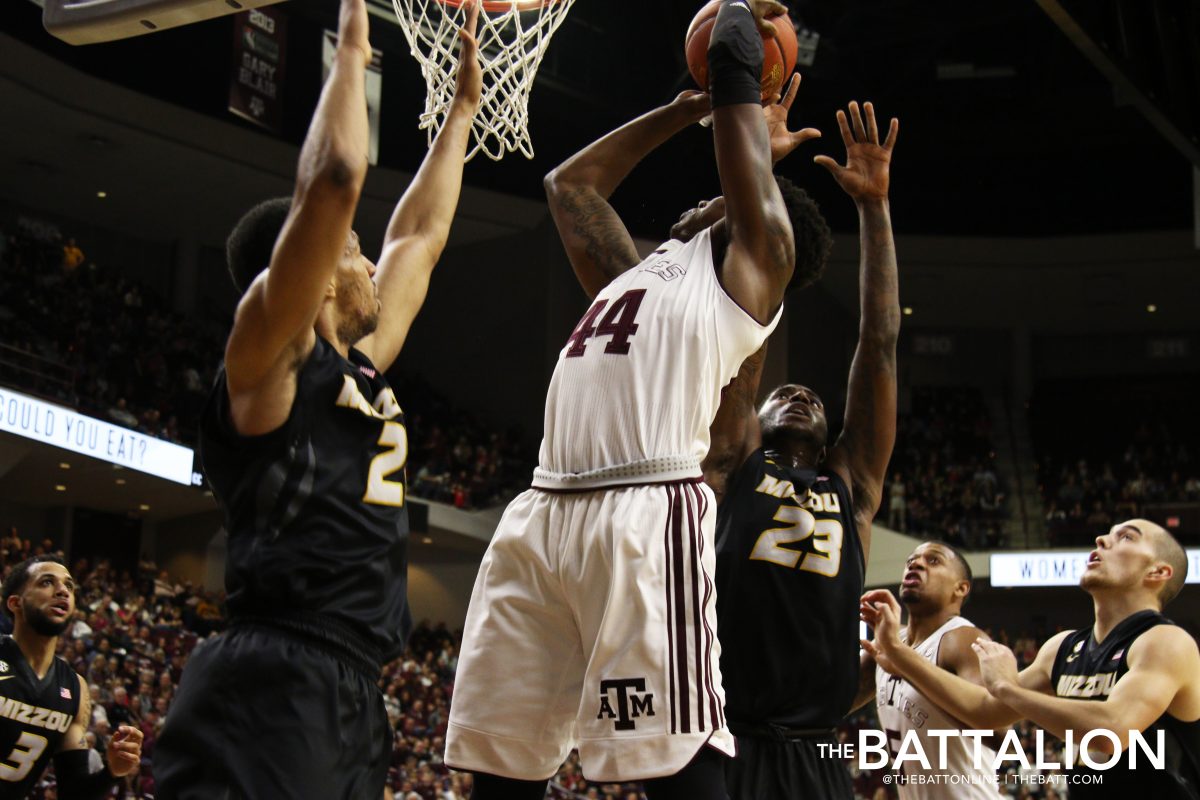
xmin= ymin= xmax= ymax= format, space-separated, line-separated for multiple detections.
xmin=708 ymin=0 xmax=763 ymax=107
xmin=53 ymin=749 xmax=117 ymax=800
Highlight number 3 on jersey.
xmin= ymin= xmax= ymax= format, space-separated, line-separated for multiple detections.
xmin=750 ymin=505 xmax=844 ymax=577
xmin=0 ymin=732 xmax=47 ymax=782
xmin=565 ymin=289 xmax=646 ymax=357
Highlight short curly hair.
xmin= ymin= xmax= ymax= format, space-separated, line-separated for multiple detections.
xmin=775 ymin=175 xmax=833 ymax=292
xmin=226 ymin=197 xmax=292 ymax=295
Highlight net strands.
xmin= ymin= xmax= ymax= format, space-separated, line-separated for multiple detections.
xmin=393 ymin=0 xmax=577 ymax=161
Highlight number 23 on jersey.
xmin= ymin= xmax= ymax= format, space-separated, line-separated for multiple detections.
xmin=750 ymin=502 xmax=845 ymax=577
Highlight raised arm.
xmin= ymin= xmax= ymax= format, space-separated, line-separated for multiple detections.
xmin=709 ymin=0 xmax=795 ymax=325
xmin=545 ymin=92 xmax=711 ymax=298
xmin=224 ymin=0 xmax=371 ymax=434
xmin=357 ymin=4 xmax=483 ymax=372
xmin=703 ymin=342 xmax=768 ymax=504
xmin=976 ymin=625 xmax=1200 ymax=751
xmin=819 ymin=102 xmax=900 ymax=548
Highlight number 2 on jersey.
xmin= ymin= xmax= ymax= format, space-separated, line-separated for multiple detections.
xmin=363 ymin=421 xmax=407 ymax=507
xmin=565 ymin=289 xmax=646 ymax=357
xmin=749 ymin=505 xmax=844 ymax=577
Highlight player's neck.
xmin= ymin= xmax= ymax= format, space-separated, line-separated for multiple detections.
xmin=905 ymin=606 xmax=959 ymax=648
xmin=763 ymin=445 xmax=821 ymax=473
xmin=1091 ymin=592 xmax=1159 ymax=644
xmin=12 ymin=625 xmax=57 ymax=680
xmin=314 ymin=318 xmax=352 ymax=359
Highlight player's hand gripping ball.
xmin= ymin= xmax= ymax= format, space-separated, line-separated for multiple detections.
xmin=685 ymin=0 xmax=799 ymax=100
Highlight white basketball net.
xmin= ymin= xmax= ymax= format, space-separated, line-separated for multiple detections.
xmin=392 ymin=0 xmax=578 ymax=161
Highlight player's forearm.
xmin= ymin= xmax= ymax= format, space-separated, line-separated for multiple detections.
xmin=855 ymin=199 xmax=899 ymax=348
xmin=547 ymin=102 xmax=702 ymax=199
xmin=383 ymin=93 xmax=475 ymax=247
xmin=296 ymin=47 xmax=370 ymax=197
xmin=990 ymin=681 xmax=1125 ymax=746
xmin=831 ymin=200 xmax=898 ymax=501
xmin=893 ymin=645 xmax=1020 ymax=729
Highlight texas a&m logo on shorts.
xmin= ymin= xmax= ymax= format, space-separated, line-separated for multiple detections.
xmin=597 ymin=678 xmax=656 ymax=731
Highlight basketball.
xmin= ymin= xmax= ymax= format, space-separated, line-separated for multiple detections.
xmin=685 ymin=0 xmax=798 ymax=100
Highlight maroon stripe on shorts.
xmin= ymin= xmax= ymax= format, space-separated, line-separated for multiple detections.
xmin=693 ymin=483 xmax=723 ymax=729
xmin=663 ymin=483 xmax=678 ymax=735
xmin=685 ymin=483 xmax=706 ymax=732
xmin=670 ymin=482 xmax=691 ymax=734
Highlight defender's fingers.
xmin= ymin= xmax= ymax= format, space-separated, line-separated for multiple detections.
xmin=848 ymin=101 xmax=867 ymax=142
xmin=834 ymin=109 xmax=853 ymax=149
xmin=864 ymin=101 xmax=879 ymax=143
xmin=462 ymin=0 xmax=480 ymax=40
xmin=813 ymin=154 xmax=841 ymax=175
xmin=781 ymin=73 xmax=801 ymax=109
xmin=884 ymin=117 xmax=900 ymax=150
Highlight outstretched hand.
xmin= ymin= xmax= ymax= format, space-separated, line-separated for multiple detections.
xmin=814 ymin=101 xmax=898 ymax=203
xmin=453 ymin=0 xmax=483 ymax=111
xmin=764 ymin=74 xmax=821 ymax=165
xmin=337 ymin=0 xmax=372 ymax=67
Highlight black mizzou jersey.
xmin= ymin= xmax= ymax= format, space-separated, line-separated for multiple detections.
xmin=200 ymin=335 xmax=412 ymax=660
xmin=0 ymin=637 xmax=79 ymax=798
xmin=715 ymin=450 xmax=865 ymax=727
xmin=1051 ymin=610 xmax=1200 ymax=799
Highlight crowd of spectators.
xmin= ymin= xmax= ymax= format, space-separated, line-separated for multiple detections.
xmin=0 ymin=528 xmax=216 ymax=799
xmin=0 ymin=217 xmax=221 ymax=445
xmin=1032 ymin=380 xmax=1200 ymax=546
xmin=1 ymin=524 xmax=598 ymax=800
xmin=0 ymin=216 xmax=535 ymax=511
xmin=401 ymin=373 xmax=534 ymax=511
xmin=882 ymin=387 xmax=1008 ymax=550
xmin=3 ymin=521 xmax=1184 ymax=799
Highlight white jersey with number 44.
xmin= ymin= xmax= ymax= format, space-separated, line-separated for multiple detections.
xmin=536 ymin=228 xmax=780 ymax=488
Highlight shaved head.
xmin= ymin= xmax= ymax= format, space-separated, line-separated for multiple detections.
xmin=1126 ymin=519 xmax=1189 ymax=607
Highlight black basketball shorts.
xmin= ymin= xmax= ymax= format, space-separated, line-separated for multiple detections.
xmin=153 ymin=623 xmax=391 ymax=800
xmin=725 ymin=728 xmax=854 ymax=800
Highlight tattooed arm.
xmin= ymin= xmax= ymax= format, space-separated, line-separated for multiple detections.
xmin=817 ymin=102 xmax=901 ymax=563
xmin=703 ymin=342 xmax=768 ymax=505
xmin=545 ymin=92 xmax=712 ymax=298
xmin=59 ymin=674 xmax=92 ymax=752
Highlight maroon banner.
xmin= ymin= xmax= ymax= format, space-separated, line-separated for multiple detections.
xmin=228 ymin=7 xmax=287 ymax=133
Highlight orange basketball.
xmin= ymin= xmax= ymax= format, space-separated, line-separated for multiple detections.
xmin=685 ymin=0 xmax=798 ymax=100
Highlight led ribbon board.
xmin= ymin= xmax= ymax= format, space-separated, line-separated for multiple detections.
xmin=991 ymin=549 xmax=1200 ymax=587
xmin=0 ymin=386 xmax=195 ymax=486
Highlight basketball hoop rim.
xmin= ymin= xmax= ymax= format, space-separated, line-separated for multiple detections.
xmin=435 ymin=0 xmax=559 ymax=11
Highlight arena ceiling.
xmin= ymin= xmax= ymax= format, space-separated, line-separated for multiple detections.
xmin=0 ymin=0 xmax=1197 ymax=332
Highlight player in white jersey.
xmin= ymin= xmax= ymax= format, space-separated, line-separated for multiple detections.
xmin=445 ymin=2 xmax=819 ymax=797
xmin=854 ymin=542 xmax=1000 ymax=798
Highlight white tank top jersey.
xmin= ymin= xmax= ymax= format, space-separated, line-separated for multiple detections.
xmin=534 ymin=227 xmax=781 ymax=489
xmin=874 ymin=616 xmax=999 ymax=800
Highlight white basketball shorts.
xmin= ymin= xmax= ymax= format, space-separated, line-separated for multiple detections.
xmin=444 ymin=480 xmax=736 ymax=782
